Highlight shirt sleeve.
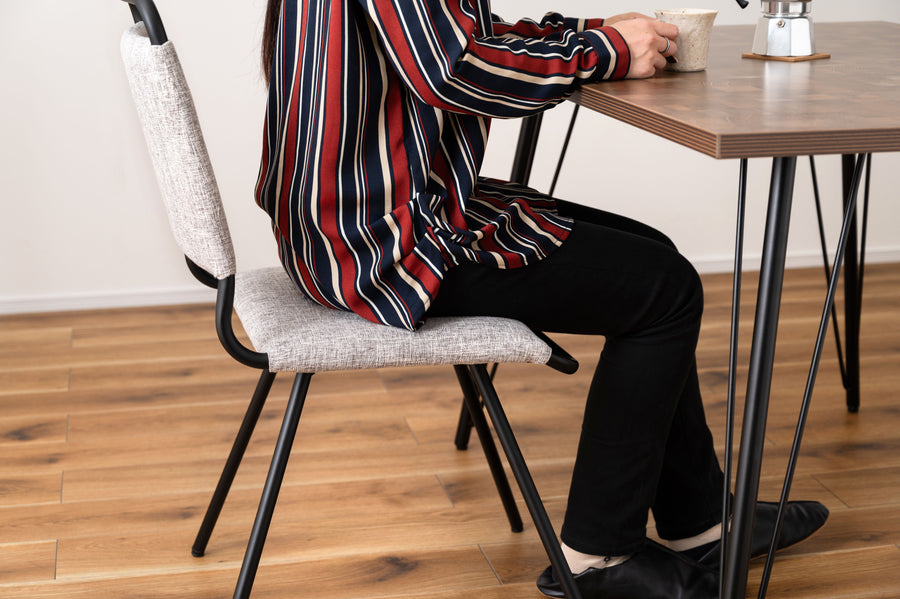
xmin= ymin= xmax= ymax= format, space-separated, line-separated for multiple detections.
xmin=492 ymin=13 xmax=605 ymax=37
xmin=359 ymin=1 xmax=630 ymax=118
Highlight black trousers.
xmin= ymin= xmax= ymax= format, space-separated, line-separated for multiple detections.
xmin=429 ymin=200 xmax=725 ymax=555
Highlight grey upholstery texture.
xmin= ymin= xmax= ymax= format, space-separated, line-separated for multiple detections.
xmin=121 ymin=23 xmax=236 ymax=279
xmin=121 ymin=22 xmax=554 ymax=373
xmin=235 ymin=267 xmax=552 ymax=372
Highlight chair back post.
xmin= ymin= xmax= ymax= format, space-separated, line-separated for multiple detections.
xmin=120 ymin=0 xmax=268 ymax=371
xmin=122 ymin=0 xmax=168 ymax=45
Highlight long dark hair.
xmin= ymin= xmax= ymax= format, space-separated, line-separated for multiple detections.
xmin=261 ymin=0 xmax=282 ymax=80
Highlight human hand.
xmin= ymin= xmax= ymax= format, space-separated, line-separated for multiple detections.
xmin=608 ymin=18 xmax=678 ymax=79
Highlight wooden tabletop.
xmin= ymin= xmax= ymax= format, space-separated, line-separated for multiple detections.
xmin=571 ymin=22 xmax=900 ymax=159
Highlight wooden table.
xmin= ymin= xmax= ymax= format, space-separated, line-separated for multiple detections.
xmin=572 ymin=22 xmax=900 ymax=159
xmin=513 ymin=21 xmax=900 ymax=599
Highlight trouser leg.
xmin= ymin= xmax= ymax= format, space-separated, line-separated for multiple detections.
xmin=430 ymin=204 xmax=723 ymax=555
xmin=556 ymin=235 xmax=713 ymax=555
xmin=652 ymin=365 xmax=726 ymax=540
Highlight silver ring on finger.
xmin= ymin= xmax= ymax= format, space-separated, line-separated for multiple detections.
xmin=662 ymin=37 xmax=671 ymax=55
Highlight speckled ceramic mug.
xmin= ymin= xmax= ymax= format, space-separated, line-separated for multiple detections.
xmin=654 ymin=8 xmax=718 ymax=72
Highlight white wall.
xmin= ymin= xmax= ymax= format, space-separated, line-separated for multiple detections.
xmin=2 ymin=1 xmax=899 ymax=313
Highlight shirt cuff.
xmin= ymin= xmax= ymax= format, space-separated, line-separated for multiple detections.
xmin=581 ymin=27 xmax=631 ymax=81
xmin=566 ymin=17 xmax=607 ymax=32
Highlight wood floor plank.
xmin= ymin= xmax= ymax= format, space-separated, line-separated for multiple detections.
xmin=70 ymin=318 xmax=216 ymax=348
xmin=764 ymin=435 xmax=900 ymax=476
xmin=65 ymin=400 xmax=417 ymax=447
xmin=67 ymin=359 xmax=384 ymax=395
xmin=747 ymin=546 xmax=900 ymax=598
xmin=438 ymin=460 xmax=575 ymax=506
xmin=0 ymin=491 xmax=213 ymax=546
xmin=0 ymin=369 xmax=69 ymax=396
xmin=764 ymin=401 xmax=900 ymax=446
xmin=66 ymin=357 xmax=260 ymax=392
xmin=479 ymin=537 xmax=554 ymax=586
xmin=697 ymin=355 xmax=900 ymax=415
xmin=0 ymin=414 xmax=67 ymax=445
xmin=2 ymin=465 xmax=499 ymax=545
xmin=0 ymin=541 xmax=57 ymax=584
xmin=53 ymin=497 xmax=526 ymax=579
xmin=0 ymin=374 xmax=316 ymax=420
xmin=0 ymin=420 xmax=427 ymax=478
xmin=5 ymin=547 xmax=499 ymax=599
xmin=0 ymin=472 xmax=62 ymax=507
xmin=1 ymin=417 xmax=546 ymax=482
xmin=61 ymin=467 xmax=451 ymax=516
xmin=1 ymin=338 xmax=226 ymax=372
xmin=406 ymin=398 xmax=583 ymax=447
xmin=813 ymin=465 xmax=900 ymax=508
xmin=0 ymin=327 xmax=72 ymax=365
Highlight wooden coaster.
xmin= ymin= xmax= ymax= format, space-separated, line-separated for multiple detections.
xmin=742 ymin=52 xmax=831 ymax=62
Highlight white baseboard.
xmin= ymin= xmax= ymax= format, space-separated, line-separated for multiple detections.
xmin=1 ymin=249 xmax=897 ymax=316
xmin=0 ymin=286 xmax=216 ymax=315
xmin=692 ymin=247 xmax=900 ymax=275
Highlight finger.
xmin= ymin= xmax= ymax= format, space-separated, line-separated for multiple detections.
xmin=654 ymin=21 xmax=679 ymax=40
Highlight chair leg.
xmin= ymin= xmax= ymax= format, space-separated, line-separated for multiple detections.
xmin=193 ymin=370 xmax=277 ymax=557
xmin=453 ymin=363 xmax=499 ymax=449
xmin=233 ymin=372 xmax=312 ymax=599
xmin=453 ymin=365 xmax=523 ymax=533
xmin=467 ymin=364 xmax=582 ymax=599
xmin=453 ymin=398 xmax=473 ymax=450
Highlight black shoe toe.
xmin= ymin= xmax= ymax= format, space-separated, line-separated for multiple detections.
xmin=685 ymin=500 xmax=829 ymax=567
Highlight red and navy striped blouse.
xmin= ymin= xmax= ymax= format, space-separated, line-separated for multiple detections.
xmin=254 ymin=0 xmax=631 ymax=330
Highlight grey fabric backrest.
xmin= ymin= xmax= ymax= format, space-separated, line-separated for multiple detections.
xmin=120 ymin=23 xmax=236 ymax=279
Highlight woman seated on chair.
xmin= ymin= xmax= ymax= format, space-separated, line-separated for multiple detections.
xmin=254 ymin=1 xmax=829 ymax=597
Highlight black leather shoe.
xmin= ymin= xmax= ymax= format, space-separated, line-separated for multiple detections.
xmin=681 ymin=500 xmax=829 ymax=567
xmin=536 ymin=539 xmax=718 ymax=599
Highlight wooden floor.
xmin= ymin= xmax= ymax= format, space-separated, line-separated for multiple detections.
xmin=1 ymin=264 xmax=899 ymax=599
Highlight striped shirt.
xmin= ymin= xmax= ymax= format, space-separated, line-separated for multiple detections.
xmin=254 ymin=0 xmax=631 ymax=330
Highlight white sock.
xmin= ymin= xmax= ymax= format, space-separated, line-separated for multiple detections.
xmin=561 ymin=542 xmax=631 ymax=574
xmin=661 ymin=521 xmax=723 ymax=552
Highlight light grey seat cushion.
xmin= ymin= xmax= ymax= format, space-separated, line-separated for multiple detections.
xmin=234 ymin=267 xmax=553 ymax=373
xmin=121 ymin=23 xmax=236 ymax=280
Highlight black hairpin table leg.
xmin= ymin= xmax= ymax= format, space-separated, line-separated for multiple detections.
xmin=722 ymin=156 xmax=797 ymax=599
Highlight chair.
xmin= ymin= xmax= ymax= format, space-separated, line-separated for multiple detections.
xmin=118 ymin=1 xmax=582 ymax=597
